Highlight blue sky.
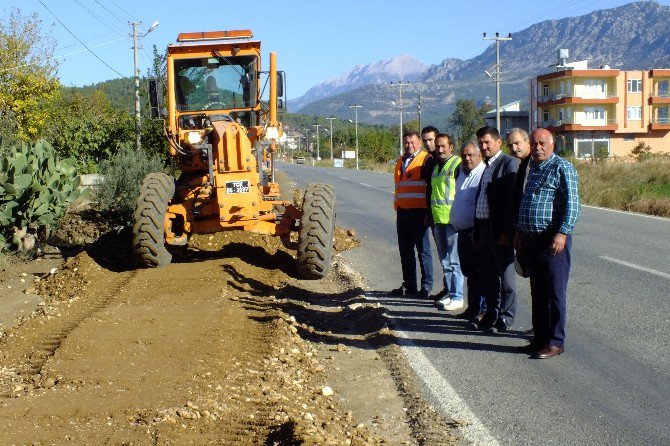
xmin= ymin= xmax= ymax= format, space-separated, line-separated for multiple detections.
xmin=3 ymin=0 xmax=668 ymax=98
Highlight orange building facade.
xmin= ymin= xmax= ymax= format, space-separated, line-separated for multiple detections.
xmin=533 ymin=68 xmax=670 ymax=157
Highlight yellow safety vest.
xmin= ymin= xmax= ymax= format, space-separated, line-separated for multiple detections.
xmin=431 ymin=156 xmax=461 ymax=224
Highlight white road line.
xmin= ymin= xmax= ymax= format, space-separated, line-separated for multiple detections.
xmin=600 ymin=256 xmax=670 ymax=280
xmin=583 ymin=205 xmax=670 ymax=221
xmin=360 ymin=182 xmax=372 ymax=187
xmin=393 ymin=330 xmax=500 ymax=446
xmin=340 ymin=176 xmax=349 ymax=180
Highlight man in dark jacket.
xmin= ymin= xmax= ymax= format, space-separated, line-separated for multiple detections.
xmin=472 ymin=126 xmax=519 ymax=333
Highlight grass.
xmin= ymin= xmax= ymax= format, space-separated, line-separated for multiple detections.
xmin=574 ymin=154 xmax=670 ymax=217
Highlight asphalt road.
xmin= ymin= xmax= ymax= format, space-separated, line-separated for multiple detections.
xmin=279 ymin=161 xmax=670 ymax=446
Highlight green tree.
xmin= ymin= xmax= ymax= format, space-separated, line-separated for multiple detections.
xmin=448 ymin=99 xmax=490 ymax=145
xmin=0 ymin=9 xmax=59 ymax=141
xmin=44 ymin=89 xmax=134 ymax=172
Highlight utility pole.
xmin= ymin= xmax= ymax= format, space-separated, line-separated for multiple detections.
xmin=313 ymin=124 xmax=322 ymax=160
xmin=418 ymin=94 xmax=422 ymax=131
xmin=483 ymin=32 xmax=512 ymax=132
xmin=326 ymin=116 xmax=336 ymax=161
xmin=349 ymin=104 xmax=362 ymax=170
xmin=391 ymin=81 xmax=411 ymax=155
xmin=130 ymin=20 xmax=158 ymax=151
xmin=131 ymin=22 xmax=141 ymax=151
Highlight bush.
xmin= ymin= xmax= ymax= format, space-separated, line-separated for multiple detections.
xmin=96 ymin=144 xmax=167 ymax=223
xmin=0 ymin=140 xmax=82 ymax=251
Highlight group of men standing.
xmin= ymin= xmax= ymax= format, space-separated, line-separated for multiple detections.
xmin=392 ymin=125 xmax=580 ymax=359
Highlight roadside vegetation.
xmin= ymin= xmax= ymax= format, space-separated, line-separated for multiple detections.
xmin=575 ymin=150 xmax=670 ymax=217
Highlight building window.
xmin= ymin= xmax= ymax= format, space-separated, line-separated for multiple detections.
xmin=627 ymin=106 xmax=642 ymax=120
xmin=542 ymin=110 xmax=549 ymax=124
xmin=627 ymin=79 xmax=642 ymax=93
xmin=658 ymin=107 xmax=669 ymax=125
xmin=585 ymin=107 xmax=606 ymax=121
xmin=542 ymin=84 xmax=549 ymax=97
xmin=575 ymin=138 xmax=610 ymax=159
xmin=658 ymin=80 xmax=669 ymax=98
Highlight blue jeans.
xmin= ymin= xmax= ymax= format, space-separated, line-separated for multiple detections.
xmin=432 ymin=223 xmax=463 ymax=300
xmin=396 ymin=208 xmax=433 ymax=292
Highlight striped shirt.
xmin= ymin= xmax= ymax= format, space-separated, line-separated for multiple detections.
xmin=475 ymin=150 xmax=503 ymax=219
xmin=517 ymin=153 xmax=580 ymax=235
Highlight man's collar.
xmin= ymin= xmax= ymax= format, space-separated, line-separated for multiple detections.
xmin=484 ymin=150 xmax=503 ymax=165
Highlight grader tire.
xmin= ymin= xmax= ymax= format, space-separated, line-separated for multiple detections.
xmin=297 ymin=183 xmax=336 ymax=279
xmin=132 ymin=172 xmax=175 ymax=267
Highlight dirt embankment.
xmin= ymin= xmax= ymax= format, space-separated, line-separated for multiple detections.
xmin=0 ymin=179 xmax=459 ymax=445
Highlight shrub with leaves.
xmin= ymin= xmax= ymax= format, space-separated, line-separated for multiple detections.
xmin=96 ymin=144 xmax=167 ymax=223
xmin=0 ymin=139 xmax=82 ymax=251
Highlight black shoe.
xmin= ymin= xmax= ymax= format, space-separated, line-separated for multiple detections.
xmin=514 ymin=341 xmax=541 ymax=354
xmin=494 ymin=318 xmax=511 ymax=333
xmin=389 ymin=286 xmax=417 ymax=296
xmin=477 ymin=312 xmax=497 ymax=333
xmin=431 ymin=289 xmax=448 ymax=301
xmin=456 ymin=308 xmax=480 ymax=320
xmin=418 ymin=288 xmax=430 ymax=299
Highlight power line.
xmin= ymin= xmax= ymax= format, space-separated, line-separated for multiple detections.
xmin=0 ymin=36 xmax=128 ymax=74
xmin=37 ymin=0 xmax=126 ymax=78
xmin=109 ymin=0 xmax=136 ymax=21
xmin=93 ymin=0 xmax=130 ymax=25
xmin=72 ymin=0 xmax=126 ymax=36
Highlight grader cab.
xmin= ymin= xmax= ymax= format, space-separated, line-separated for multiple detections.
xmin=136 ymin=30 xmax=335 ymax=278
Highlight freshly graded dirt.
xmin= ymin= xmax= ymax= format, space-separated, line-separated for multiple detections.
xmin=0 ymin=174 xmax=460 ymax=445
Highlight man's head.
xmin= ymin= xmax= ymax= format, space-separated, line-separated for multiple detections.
xmin=403 ymin=131 xmax=422 ymax=156
xmin=460 ymin=141 xmax=482 ymax=173
xmin=506 ymin=128 xmax=530 ymax=160
xmin=434 ymin=133 xmax=454 ymax=163
xmin=529 ymin=128 xmax=555 ymax=163
xmin=421 ymin=126 xmax=439 ymax=154
xmin=476 ymin=126 xmax=502 ymax=160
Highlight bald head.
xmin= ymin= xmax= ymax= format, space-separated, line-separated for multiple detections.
xmin=529 ymin=128 xmax=555 ymax=163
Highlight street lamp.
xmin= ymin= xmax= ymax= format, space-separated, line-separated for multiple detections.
xmin=483 ymin=32 xmax=513 ymax=131
xmin=313 ymin=124 xmax=322 ymax=160
xmin=326 ymin=116 xmax=336 ymax=161
xmin=349 ymin=104 xmax=362 ymax=170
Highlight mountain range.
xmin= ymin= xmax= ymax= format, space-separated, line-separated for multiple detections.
xmin=291 ymin=1 xmax=670 ymax=128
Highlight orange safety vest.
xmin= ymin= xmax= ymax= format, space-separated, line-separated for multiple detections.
xmin=394 ymin=151 xmax=428 ymax=210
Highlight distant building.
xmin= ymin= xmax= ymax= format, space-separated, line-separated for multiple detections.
xmin=532 ymin=50 xmax=670 ymax=157
xmin=484 ymin=101 xmax=529 ymax=136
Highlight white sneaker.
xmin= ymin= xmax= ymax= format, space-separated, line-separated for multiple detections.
xmin=444 ymin=299 xmax=464 ymax=311
xmin=435 ymin=297 xmax=451 ymax=310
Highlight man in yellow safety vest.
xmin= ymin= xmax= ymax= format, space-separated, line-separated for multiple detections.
xmin=429 ymin=133 xmax=464 ymax=311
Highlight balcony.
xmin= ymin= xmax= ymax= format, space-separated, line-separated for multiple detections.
xmin=543 ymin=117 xmax=617 ymax=131
xmin=538 ymin=91 xmax=618 ymax=106
xmin=649 ymin=117 xmax=670 ymax=131
xmin=649 ymin=92 xmax=670 ymax=105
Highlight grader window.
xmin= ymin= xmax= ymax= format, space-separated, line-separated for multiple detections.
xmin=175 ymin=55 xmax=257 ymax=112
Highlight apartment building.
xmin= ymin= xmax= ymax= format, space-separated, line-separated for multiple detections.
xmin=532 ymin=60 xmax=670 ymax=157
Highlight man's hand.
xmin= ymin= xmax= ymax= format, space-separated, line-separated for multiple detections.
xmin=552 ymin=233 xmax=567 ymax=255
xmin=497 ymin=233 xmax=510 ymax=246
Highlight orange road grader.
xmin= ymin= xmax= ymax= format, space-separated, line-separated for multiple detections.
xmin=138 ymin=29 xmax=335 ymax=278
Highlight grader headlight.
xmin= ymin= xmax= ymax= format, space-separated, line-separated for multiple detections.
xmin=187 ymin=131 xmax=204 ymax=145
